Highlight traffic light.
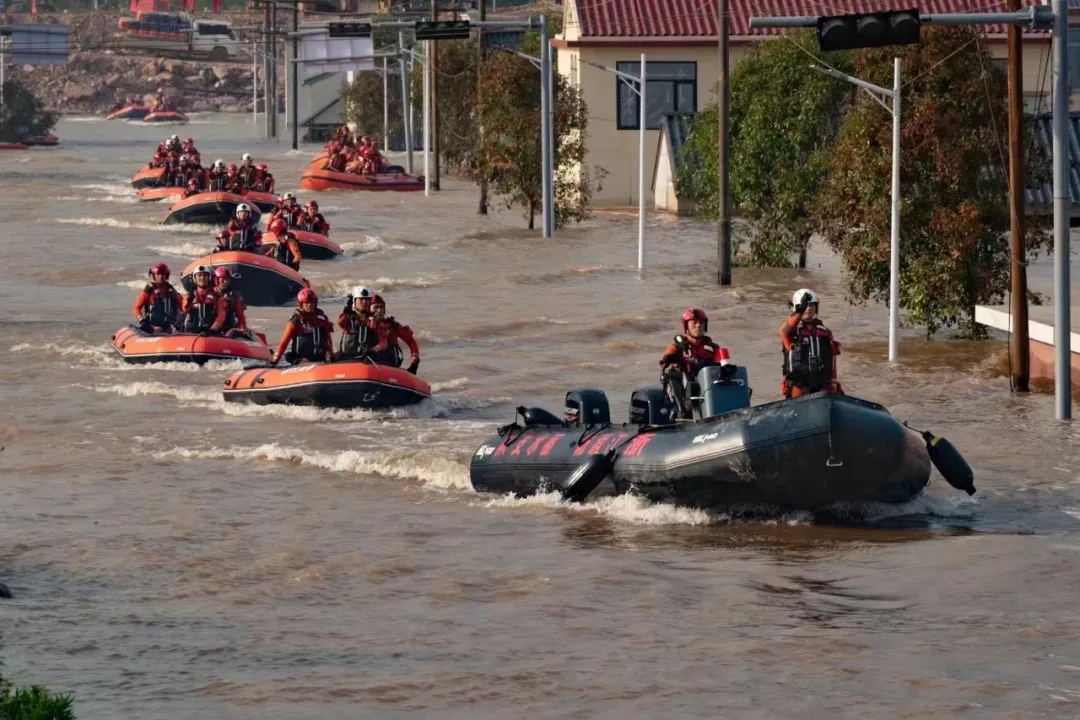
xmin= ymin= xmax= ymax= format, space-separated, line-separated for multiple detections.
xmin=816 ymin=9 xmax=920 ymax=52
xmin=328 ymin=22 xmax=372 ymax=38
xmin=414 ymin=19 xmax=470 ymax=40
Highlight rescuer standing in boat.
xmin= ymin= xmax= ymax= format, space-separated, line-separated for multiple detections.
xmin=779 ymin=289 xmax=844 ymax=398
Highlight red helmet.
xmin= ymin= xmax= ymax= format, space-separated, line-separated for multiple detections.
xmin=187 ymin=179 xmax=199 ymax=187
xmin=306 ymin=200 xmax=318 ymax=211
xmin=216 ymin=230 xmax=229 ymax=240
xmin=227 ymin=163 xmax=238 ymax=174
xmin=297 ymin=288 xmax=318 ymax=306
xmin=256 ymin=163 xmax=268 ymax=171
xmin=370 ymin=294 xmax=385 ymax=310
xmin=681 ymin=307 xmax=708 ymax=332
xmin=149 ymin=262 xmax=170 ymax=279
xmin=184 ymin=137 xmax=194 ymax=144
xmin=214 ymin=267 xmax=233 ymax=280
xmin=269 ymin=217 xmax=288 ymax=235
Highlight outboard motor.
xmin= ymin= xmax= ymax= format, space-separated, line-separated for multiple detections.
xmin=695 ymin=365 xmax=752 ymax=420
xmin=629 ymin=386 xmax=675 ymax=426
xmin=564 ymin=388 xmax=611 ymax=426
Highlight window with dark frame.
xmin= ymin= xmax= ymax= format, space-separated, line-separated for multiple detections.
xmin=616 ymin=61 xmax=697 ymax=130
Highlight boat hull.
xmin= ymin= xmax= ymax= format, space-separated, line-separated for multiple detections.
xmin=111 ymin=326 xmax=271 ymax=364
xmin=138 ymin=186 xmax=185 ymax=202
xmin=142 ymin=111 xmax=189 ymax=124
xmin=470 ymin=392 xmax=932 ymax=511
xmin=262 ymin=230 xmax=343 ymax=260
xmin=107 ymin=105 xmax=151 ymax=120
xmin=131 ymin=165 xmax=167 ymax=189
xmin=300 ymin=167 xmax=425 ymax=192
xmin=243 ymin=191 xmax=279 ymax=212
xmin=164 ymin=192 xmax=261 ymax=225
xmin=180 ymin=251 xmax=308 ymax=306
xmin=223 ymin=360 xmax=431 ymax=409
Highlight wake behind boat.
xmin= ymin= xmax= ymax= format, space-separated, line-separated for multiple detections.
xmin=470 ymin=365 xmax=975 ymax=511
xmin=223 ymin=359 xmax=431 ymax=409
xmin=111 ymin=325 xmax=271 ymax=364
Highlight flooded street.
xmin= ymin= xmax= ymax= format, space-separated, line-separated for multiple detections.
xmin=2 ymin=115 xmax=1080 ymax=718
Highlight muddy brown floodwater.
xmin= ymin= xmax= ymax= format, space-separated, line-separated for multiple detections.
xmin=2 ymin=115 xmax=1080 ymax=719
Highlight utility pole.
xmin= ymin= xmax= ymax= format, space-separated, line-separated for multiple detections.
xmin=1052 ymin=0 xmax=1071 ymax=419
xmin=291 ymin=0 xmax=299 ymax=149
xmin=400 ymin=31 xmax=414 ymax=174
xmin=430 ymin=0 xmax=441 ymax=190
xmin=269 ymin=0 xmax=278 ymax=139
xmin=1008 ymin=0 xmax=1030 ymax=391
xmin=477 ymin=0 xmax=488 ymax=214
xmin=262 ymin=0 xmax=270 ymax=137
xmin=716 ymin=0 xmax=732 ymax=286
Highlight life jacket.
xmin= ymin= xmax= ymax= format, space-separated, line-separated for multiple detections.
xmin=183 ymin=288 xmax=218 ymax=333
xmin=297 ymin=213 xmax=326 ymax=234
xmin=207 ymin=173 xmax=227 ymax=192
xmin=141 ymin=283 xmax=179 ymax=329
xmin=371 ymin=318 xmax=406 ymax=367
xmin=339 ymin=312 xmax=377 ymax=359
xmin=239 ymin=165 xmax=258 ymax=187
xmin=288 ymin=309 xmax=330 ymax=361
xmin=217 ymin=289 xmax=243 ymax=332
xmin=782 ymin=320 xmax=834 ymax=394
xmin=226 ymin=221 xmax=259 ymax=251
xmin=276 ymin=205 xmax=301 ymax=227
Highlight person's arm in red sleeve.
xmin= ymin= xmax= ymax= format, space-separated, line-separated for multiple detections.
xmin=779 ymin=315 xmax=799 ymax=351
xmin=336 ymin=312 xmax=352 ymax=331
xmin=398 ymin=324 xmax=419 ymax=358
xmin=320 ymin=319 xmax=335 ymax=360
xmin=272 ymin=321 xmax=297 ymax=362
xmin=288 ymin=238 xmax=302 ymax=266
xmin=133 ymin=289 xmax=151 ymax=322
xmin=234 ymin=296 xmax=248 ymax=332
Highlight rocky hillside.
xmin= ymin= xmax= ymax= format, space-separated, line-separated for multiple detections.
xmin=0 ymin=10 xmax=284 ymax=114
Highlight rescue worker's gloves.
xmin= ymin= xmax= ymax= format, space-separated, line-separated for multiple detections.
xmin=407 ymin=357 xmax=420 ymax=375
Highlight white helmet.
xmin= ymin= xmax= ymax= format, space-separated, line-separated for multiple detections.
xmin=236 ymin=204 xmax=251 ymax=215
xmin=242 ymin=153 xmax=252 ymax=162
xmin=194 ymin=264 xmax=211 ymax=277
xmin=170 ymin=134 xmax=179 ymax=141
xmin=791 ymin=288 xmax=819 ymax=310
xmin=351 ymin=286 xmax=373 ymax=300
xmin=284 ymin=192 xmax=296 ymax=201
xmin=214 ymin=159 xmax=225 ymax=169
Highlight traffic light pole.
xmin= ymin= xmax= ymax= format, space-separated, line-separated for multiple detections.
xmin=750 ymin=3 xmax=1071 ymax=419
xmin=810 ymin=60 xmax=902 ymax=362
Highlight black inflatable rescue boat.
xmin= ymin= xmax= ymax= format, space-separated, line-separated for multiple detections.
xmin=470 ymin=365 xmax=976 ymax=511
xmin=163 ymin=192 xmax=261 ymax=226
xmin=180 ymin=251 xmax=309 ymax=306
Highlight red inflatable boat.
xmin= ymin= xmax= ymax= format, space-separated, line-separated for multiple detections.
xmin=111 ymin=326 xmax=272 ymax=364
xmin=131 ymin=165 xmax=167 ymax=189
xmin=262 ymin=229 xmax=343 ymax=260
xmin=164 ymin=192 xmax=262 ymax=225
xmin=107 ymin=104 xmax=151 ymax=121
xmin=300 ymin=166 xmax=423 ymax=192
xmin=180 ymin=251 xmax=309 ymax=306
xmin=0 ymin=142 xmax=28 ymax=151
xmin=222 ymin=359 xmax=431 ymax=409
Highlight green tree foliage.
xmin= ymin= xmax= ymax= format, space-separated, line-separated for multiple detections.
xmin=675 ymin=31 xmax=851 ymax=266
xmin=408 ymin=39 xmax=479 ymax=172
xmin=0 ymin=672 xmax=75 ymax=720
xmin=815 ymin=27 xmax=1050 ymax=337
xmin=0 ymin=80 xmax=58 ymax=143
xmin=475 ymin=50 xmax=598 ymax=229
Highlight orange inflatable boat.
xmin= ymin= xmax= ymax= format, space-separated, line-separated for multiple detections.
xmin=138 ymin=185 xmax=185 ymax=202
xmin=111 ymin=326 xmax=271 ymax=364
xmin=222 ymin=359 xmax=431 ymax=409
xmin=262 ymin=229 xmax=343 ymax=260
xmin=180 ymin=251 xmax=309 ymax=306
xmin=142 ymin=110 xmax=189 ymax=124
xmin=107 ymin=104 xmax=151 ymax=121
xmin=300 ymin=166 xmax=423 ymax=192
xmin=131 ymin=165 xmax=167 ymax=189
xmin=164 ymin=191 xmax=262 ymax=225
xmin=242 ymin=190 xmax=280 ymax=213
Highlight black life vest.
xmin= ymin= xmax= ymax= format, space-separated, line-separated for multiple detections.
xmin=339 ymin=312 xmax=377 ymax=359
xmin=239 ymin=165 xmax=257 ymax=187
xmin=228 ymin=226 xmax=258 ymax=252
xmin=371 ymin=318 xmax=405 ymax=367
xmin=208 ymin=173 xmax=227 ymax=191
xmin=141 ymin=283 xmax=179 ymax=329
xmin=288 ymin=309 xmax=330 ymax=361
xmin=783 ymin=320 xmax=834 ymax=393
xmin=273 ymin=238 xmax=300 ymax=269
xmin=183 ymin=289 xmax=218 ymax=333
xmin=297 ymin=213 xmax=324 ymax=233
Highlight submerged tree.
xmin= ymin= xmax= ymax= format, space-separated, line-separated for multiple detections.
xmin=676 ymin=31 xmax=852 ymax=267
xmin=0 ymin=80 xmax=58 ymax=143
xmin=0 ymin=670 xmax=76 ymax=720
xmin=815 ymin=26 xmax=1050 ymax=337
xmin=475 ymin=50 xmax=600 ymax=230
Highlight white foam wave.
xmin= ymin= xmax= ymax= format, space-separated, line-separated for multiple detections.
xmin=88 ymin=379 xmax=498 ymax=420
xmin=64 ymin=116 xmax=104 ymax=122
xmin=338 ymin=236 xmax=407 ymax=255
xmin=55 ymin=194 xmax=140 ymax=204
xmin=117 ymin=279 xmax=183 ymax=290
xmin=147 ymin=242 xmax=208 ymax=258
xmin=10 ymin=340 xmax=112 ymax=360
xmin=152 ymin=442 xmax=471 ymax=491
xmin=430 ymin=377 xmax=469 ymax=392
xmin=318 ymin=276 xmax=444 ymax=297
xmin=57 ymin=217 xmax=217 ymax=234
xmin=481 ymin=490 xmax=720 ymax=526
